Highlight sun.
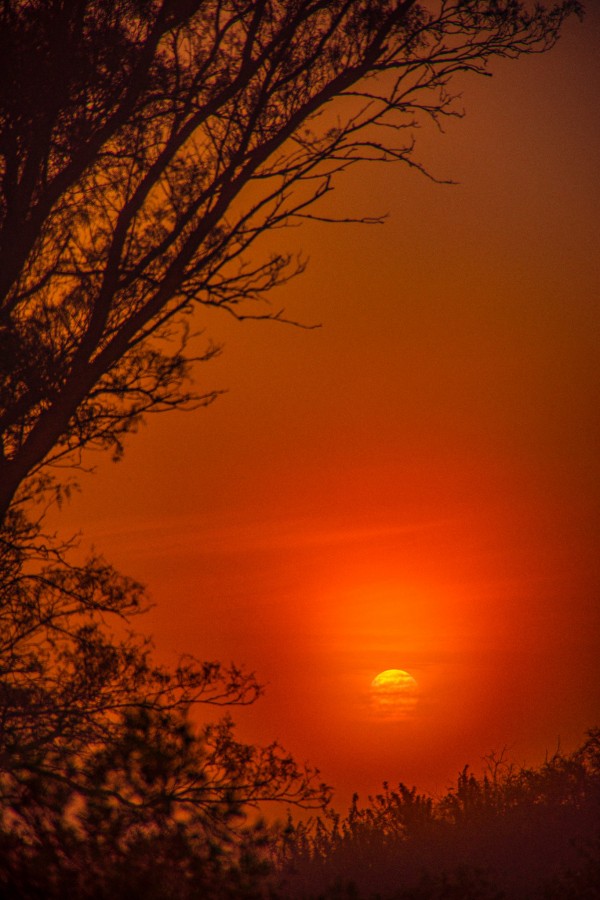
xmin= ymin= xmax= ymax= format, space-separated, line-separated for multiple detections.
xmin=370 ymin=669 xmax=419 ymax=719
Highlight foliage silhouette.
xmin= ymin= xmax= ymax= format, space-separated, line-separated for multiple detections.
xmin=276 ymin=730 xmax=600 ymax=899
xmin=0 ymin=508 xmax=329 ymax=895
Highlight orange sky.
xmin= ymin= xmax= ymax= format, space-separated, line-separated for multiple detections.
xmin=60 ymin=9 xmax=599 ymax=804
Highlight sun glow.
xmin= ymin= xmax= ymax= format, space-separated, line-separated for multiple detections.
xmin=370 ymin=669 xmax=419 ymax=720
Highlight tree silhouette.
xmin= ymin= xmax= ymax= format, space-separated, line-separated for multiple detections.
xmin=0 ymin=0 xmax=582 ymax=520
xmin=0 ymin=509 xmax=329 ymax=895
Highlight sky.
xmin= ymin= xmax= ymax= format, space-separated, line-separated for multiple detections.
xmin=60 ymin=7 xmax=599 ymax=804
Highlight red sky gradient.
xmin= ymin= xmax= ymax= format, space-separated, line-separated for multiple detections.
xmin=59 ymin=8 xmax=599 ymax=804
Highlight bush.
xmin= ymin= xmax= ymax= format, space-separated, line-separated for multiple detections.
xmin=276 ymin=731 xmax=600 ymax=900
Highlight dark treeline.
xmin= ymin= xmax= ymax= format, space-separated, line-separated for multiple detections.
xmin=276 ymin=730 xmax=600 ymax=899
xmin=0 ymin=728 xmax=598 ymax=898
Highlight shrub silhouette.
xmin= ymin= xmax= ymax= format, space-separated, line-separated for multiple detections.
xmin=276 ymin=730 xmax=600 ymax=900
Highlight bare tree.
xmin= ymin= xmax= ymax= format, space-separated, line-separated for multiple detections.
xmin=0 ymin=0 xmax=582 ymax=521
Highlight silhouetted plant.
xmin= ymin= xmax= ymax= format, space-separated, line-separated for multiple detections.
xmin=0 ymin=0 xmax=582 ymax=521
xmin=0 ymin=509 xmax=329 ymax=896
xmin=276 ymin=732 xmax=600 ymax=899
